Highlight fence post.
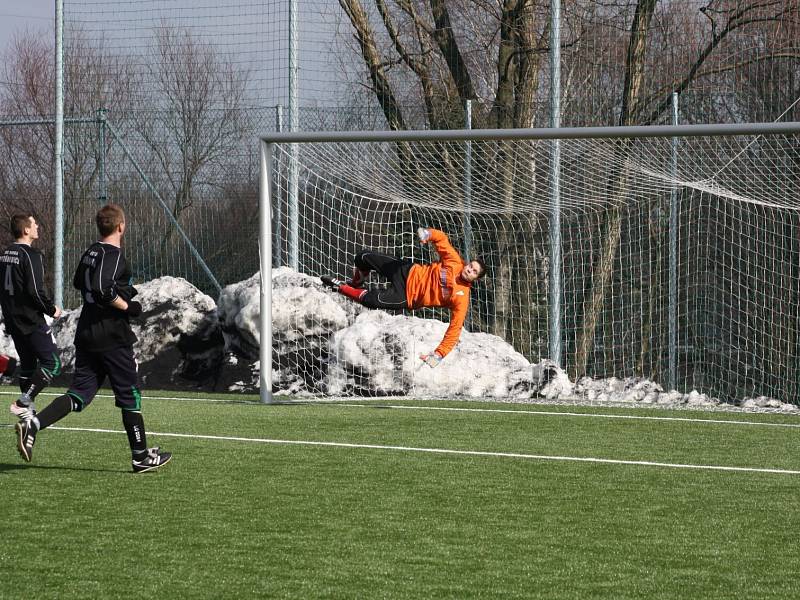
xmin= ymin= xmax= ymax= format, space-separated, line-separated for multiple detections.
xmin=463 ymin=99 xmax=473 ymax=260
xmin=274 ymin=104 xmax=284 ymax=268
xmin=548 ymin=0 xmax=563 ymax=367
xmin=288 ymin=0 xmax=300 ymax=271
xmin=54 ymin=0 xmax=65 ymax=307
xmin=668 ymin=92 xmax=680 ymax=390
xmin=97 ymin=108 xmax=107 ymax=202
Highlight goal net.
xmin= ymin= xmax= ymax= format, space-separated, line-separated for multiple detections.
xmin=263 ymin=126 xmax=800 ymax=406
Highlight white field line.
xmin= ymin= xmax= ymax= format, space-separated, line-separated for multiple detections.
xmin=3 ymin=390 xmax=800 ymax=428
xmin=22 ymin=425 xmax=800 ymax=476
xmin=333 ymin=403 xmax=800 ymax=429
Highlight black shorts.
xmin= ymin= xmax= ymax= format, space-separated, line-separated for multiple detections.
xmin=354 ymin=250 xmax=413 ymax=310
xmin=67 ymin=346 xmax=141 ymax=411
xmin=11 ymin=325 xmax=60 ymax=377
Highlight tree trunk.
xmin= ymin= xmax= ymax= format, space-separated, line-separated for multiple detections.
xmin=571 ymin=0 xmax=656 ymax=380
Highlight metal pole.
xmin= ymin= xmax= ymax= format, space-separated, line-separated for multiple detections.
xmin=259 ymin=141 xmax=275 ymax=404
xmin=0 ymin=117 xmax=96 ymax=127
xmin=98 ymin=108 xmax=107 ymax=202
xmin=288 ymin=0 xmax=300 ymax=271
xmin=54 ymin=0 xmax=64 ymax=308
xmin=668 ymin=92 xmax=679 ymax=390
xmin=104 ymin=120 xmax=222 ymax=294
xmin=260 ymin=121 xmax=800 ymax=144
xmin=548 ymin=0 xmax=562 ymax=367
xmin=463 ymin=100 xmax=473 ymax=259
xmin=274 ymin=105 xmax=284 ymax=268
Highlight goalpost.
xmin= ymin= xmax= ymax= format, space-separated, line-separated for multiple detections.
xmin=259 ymin=122 xmax=800 ymax=406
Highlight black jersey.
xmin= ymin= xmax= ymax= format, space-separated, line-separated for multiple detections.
xmin=0 ymin=243 xmax=58 ymax=335
xmin=73 ymin=242 xmax=138 ymax=351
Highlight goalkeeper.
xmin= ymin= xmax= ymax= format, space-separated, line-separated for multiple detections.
xmin=322 ymin=227 xmax=486 ymax=368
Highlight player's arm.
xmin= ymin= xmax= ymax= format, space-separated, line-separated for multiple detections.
xmin=91 ymin=250 xmax=141 ymax=315
xmin=90 ymin=246 xmax=121 ymax=306
xmin=421 ymin=298 xmax=468 ymax=366
xmin=418 ymin=228 xmax=463 ymax=267
xmin=435 ymin=299 xmax=467 ymax=357
xmin=23 ymin=249 xmax=58 ymax=317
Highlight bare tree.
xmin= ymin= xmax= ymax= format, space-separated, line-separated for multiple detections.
xmin=338 ymin=0 xmax=551 ymax=339
xmin=571 ymin=0 xmax=798 ymax=379
xmin=0 ymin=30 xmax=138 ymax=251
xmin=136 ymin=25 xmax=250 ymax=233
xmin=335 ymin=0 xmax=799 ymax=378
xmin=0 ymin=33 xmax=54 ymax=239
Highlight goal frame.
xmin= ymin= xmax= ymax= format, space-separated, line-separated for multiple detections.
xmin=258 ymin=120 xmax=800 ymax=404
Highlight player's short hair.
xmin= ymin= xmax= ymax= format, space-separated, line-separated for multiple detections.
xmin=96 ymin=203 xmax=125 ymax=237
xmin=471 ymin=257 xmax=488 ymax=280
xmin=10 ymin=214 xmax=34 ymax=239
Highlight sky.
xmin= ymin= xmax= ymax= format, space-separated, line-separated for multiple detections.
xmin=0 ymin=0 xmax=352 ymax=107
xmin=0 ymin=1 xmax=53 ymax=48
xmin=0 ymin=2 xmax=52 ymax=97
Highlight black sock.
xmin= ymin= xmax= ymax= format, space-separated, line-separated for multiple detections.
xmin=122 ymin=411 xmax=148 ymax=457
xmin=21 ymin=366 xmax=54 ymax=402
xmin=36 ymin=394 xmax=74 ymax=430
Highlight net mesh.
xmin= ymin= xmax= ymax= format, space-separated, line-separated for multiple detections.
xmin=270 ymin=131 xmax=800 ymax=403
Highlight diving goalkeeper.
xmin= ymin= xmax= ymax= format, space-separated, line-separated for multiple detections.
xmin=321 ymin=228 xmax=486 ymax=368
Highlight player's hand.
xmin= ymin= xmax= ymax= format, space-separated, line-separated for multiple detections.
xmin=53 ymin=306 xmax=62 ymax=319
xmin=420 ymin=352 xmax=443 ymax=368
xmin=417 ymin=227 xmax=431 ymax=244
xmin=126 ymin=300 xmax=143 ymax=317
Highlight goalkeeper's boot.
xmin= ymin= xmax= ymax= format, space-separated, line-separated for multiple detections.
xmin=15 ymin=416 xmax=39 ymax=463
xmin=320 ymin=275 xmax=345 ymax=291
xmin=10 ymin=393 xmax=35 ymax=422
xmin=132 ymin=447 xmax=173 ymax=473
xmin=349 ymin=268 xmax=369 ymax=289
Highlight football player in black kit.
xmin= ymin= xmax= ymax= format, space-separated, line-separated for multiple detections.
xmin=0 ymin=214 xmax=62 ymax=421
xmin=15 ymin=204 xmax=172 ymax=473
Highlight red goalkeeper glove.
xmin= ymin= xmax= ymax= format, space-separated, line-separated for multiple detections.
xmin=0 ymin=354 xmax=17 ymax=377
xmin=420 ymin=352 xmax=443 ymax=368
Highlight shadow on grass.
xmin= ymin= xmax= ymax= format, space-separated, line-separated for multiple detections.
xmin=0 ymin=461 xmax=128 ymax=474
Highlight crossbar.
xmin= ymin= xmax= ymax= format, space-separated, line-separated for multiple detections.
xmin=260 ymin=121 xmax=800 ymax=144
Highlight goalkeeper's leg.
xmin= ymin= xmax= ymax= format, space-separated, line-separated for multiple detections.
xmin=359 ymin=259 xmax=412 ymax=310
xmin=354 ymin=250 xmax=408 ymax=282
xmin=360 ymin=288 xmax=408 ymax=310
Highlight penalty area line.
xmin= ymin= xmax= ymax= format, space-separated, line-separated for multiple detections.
xmin=32 ymin=425 xmax=800 ymax=476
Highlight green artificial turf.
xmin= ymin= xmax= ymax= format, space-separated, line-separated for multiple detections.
xmin=1 ymin=390 xmax=799 ymax=599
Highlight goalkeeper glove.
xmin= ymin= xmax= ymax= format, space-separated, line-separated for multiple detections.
xmin=420 ymin=352 xmax=443 ymax=368
xmin=0 ymin=354 xmax=17 ymax=377
xmin=417 ymin=227 xmax=431 ymax=244
xmin=125 ymin=300 xmax=143 ymax=317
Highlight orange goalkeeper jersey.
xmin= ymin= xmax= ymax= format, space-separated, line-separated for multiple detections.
xmin=405 ymin=229 xmax=472 ymax=357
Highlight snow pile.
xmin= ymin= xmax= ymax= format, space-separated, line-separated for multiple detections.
xmin=1 ymin=276 xmax=220 ymax=389
xmin=1 ymin=267 xmax=798 ymax=411
xmin=325 ymin=311 xmax=553 ymax=399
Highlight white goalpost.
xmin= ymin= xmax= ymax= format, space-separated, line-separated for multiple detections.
xmin=259 ymin=122 xmax=800 ymax=406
